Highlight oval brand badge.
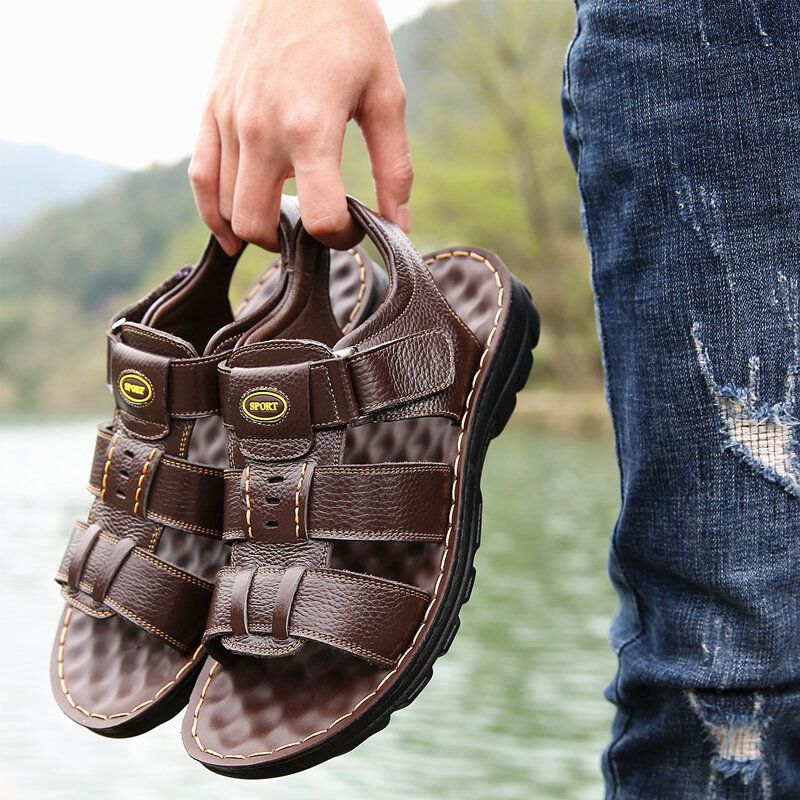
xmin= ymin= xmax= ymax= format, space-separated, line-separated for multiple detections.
xmin=118 ymin=372 xmax=154 ymax=405
xmin=241 ymin=389 xmax=289 ymax=423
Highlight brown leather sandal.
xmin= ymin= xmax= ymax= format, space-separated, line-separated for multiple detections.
xmin=51 ymin=200 xmax=383 ymax=737
xmin=182 ymin=197 xmax=539 ymax=776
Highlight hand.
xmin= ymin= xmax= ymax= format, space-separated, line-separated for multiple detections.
xmin=189 ymin=0 xmax=413 ymax=253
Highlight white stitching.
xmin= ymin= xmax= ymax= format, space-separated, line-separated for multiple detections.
xmin=57 ymin=606 xmax=202 ymax=720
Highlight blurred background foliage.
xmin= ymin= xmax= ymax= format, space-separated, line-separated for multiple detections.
xmin=0 ymin=0 xmax=602 ymax=421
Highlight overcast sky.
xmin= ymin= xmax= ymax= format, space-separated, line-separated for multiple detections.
xmin=0 ymin=0 xmax=439 ymax=169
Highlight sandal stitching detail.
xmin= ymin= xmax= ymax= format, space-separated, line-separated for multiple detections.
xmin=233 ymin=264 xmax=278 ymax=317
xmin=244 ymin=464 xmax=253 ymax=539
xmin=120 ymin=326 xmax=195 ymax=358
xmin=60 ymin=586 xmax=113 ymax=618
xmin=341 ymin=248 xmax=367 ymax=334
xmin=147 ymin=512 xmax=221 ymax=538
xmin=104 ymin=599 xmax=189 ymax=650
xmin=191 ymin=250 xmax=502 ymax=759
xmin=294 ymin=462 xmax=308 ymax=541
xmin=99 ymin=432 xmax=119 ymax=502
xmin=132 ymin=447 xmax=159 ymax=515
xmin=58 ymin=607 xmax=202 ymax=721
xmin=308 ymin=529 xmax=443 ymax=541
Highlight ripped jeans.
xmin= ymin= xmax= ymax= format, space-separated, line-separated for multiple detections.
xmin=562 ymin=2 xmax=800 ymax=798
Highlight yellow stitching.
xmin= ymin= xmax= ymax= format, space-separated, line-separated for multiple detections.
xmin=191 ymin=251 xmax=502 ymax=759
xmin=171 ymin=353 xmax=227 ymax=367
xmin=213 ymin=565 xmax=429 ymax=600
xmin=93 ymin=532 xmax=212 ymax=589
xmin=60 ymin=587 xmax=114 ymax=618
xmin=244 ymin=465 xmax=253 ymax=539
xmin=172 ymin=408 xmax=221 ymax=417
xmin=147 ymin=520 xmax=162 ymax=552
xmin=178 ymin=420 xmax=193 ymax=459
xmin=99 ymin=433 xmax=119 ymax=502
xmin=161 ymin=457 xmax=221 ymax=477
xmin=148 ymin=512 xmax=222 ymax=538
xmin=117 ymin=418 xmax=168 ymax=442
xmin=132 ymin=447 xmax=158 ymax=515
xmin=318 ymin=464 xmax=449 ymax=474
xmin=233 ymin=263 xmax=278 ymax=317
xmin=104 ymin=599 xmax=188 ymax=649
xmin=122 ymin=326 xmax=195 ymax=357
xmin=309 ymin=529 xmax=443 ymax=542
xmin=291 ymin=628 xmax=394 ymax=666
xmin=57 ymin=607 xmax=203 ymax=721
xmin=317 ymin=367 xmax=340 ymax=419
xmin=309 ymin=571 xmax=428 ymax=600
xmin=341 ymin=248 xmax=367 ymax=335
xmin=294 ymin=462 xmax=309 ymax=541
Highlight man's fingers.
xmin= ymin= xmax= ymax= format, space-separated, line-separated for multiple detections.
xmin=217 ymin=111 xmax=240 ymax=224
xmin=294 ymin=157 xmax=360 ymax=250
xmin=359 ymin=79 xmax=413 ymax=231
xmin=230 ymin=143 xmax=285 ymax=252
xmin=187 ymin=113 xmax=240 ymax=255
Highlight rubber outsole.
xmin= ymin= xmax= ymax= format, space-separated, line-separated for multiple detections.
xmin=203 ymin=275 xmax=540 ymax=778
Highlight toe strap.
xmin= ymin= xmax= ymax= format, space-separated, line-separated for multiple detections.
xmin=204 ymin=566 xmax=430 ymax=667
xmin=56 ymin=521 xmax=213 ymax=652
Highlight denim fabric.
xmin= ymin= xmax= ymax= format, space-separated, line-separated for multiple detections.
xmin=561 ymin=2 xmax=800 ymax=797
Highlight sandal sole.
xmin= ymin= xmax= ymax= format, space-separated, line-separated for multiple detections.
xmin=203 ymin=275 xmax=539 ymax=778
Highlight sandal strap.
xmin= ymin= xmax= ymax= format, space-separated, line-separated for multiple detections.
xmin=222 ymin=461 xmax=452 ymax=543
xmin=204 ymin=566 xmax=429 ymax=667
xmin=56 ymin=522 xmax=212 ymax=652
xmin=87 ymin=426 xmax=224 ymax=537
xmin=107 ymin=336 xmax=226 ymax=435
xmin=219 ymin=328 xmax=458 ymax=455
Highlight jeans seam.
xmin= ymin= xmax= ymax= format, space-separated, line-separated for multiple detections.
xmin=563 ymin=5 xmax=645 ymax=797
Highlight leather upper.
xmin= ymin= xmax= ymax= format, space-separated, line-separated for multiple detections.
xmin=204 ymin=198 xmax=483 ymax=666
xmin=54 ymin=202 xmax=304 ymax=653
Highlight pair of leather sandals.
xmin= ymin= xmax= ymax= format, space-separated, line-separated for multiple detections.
xmin=52 ymin=196 xmax=539 ymax=778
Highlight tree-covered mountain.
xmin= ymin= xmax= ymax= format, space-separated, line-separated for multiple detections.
xmin=1 ymin=0 xmax=598 ymax=413
xmin=0 ymin=142 xmax=126 ymax=241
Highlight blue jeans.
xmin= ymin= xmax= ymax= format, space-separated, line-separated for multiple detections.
xmin=561 ymin=2 xmax=800 ymax=797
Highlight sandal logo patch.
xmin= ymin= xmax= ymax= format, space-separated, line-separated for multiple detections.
xmin=118 ymin=372 xmax=154 ymax=405
xmin=241 ymin=389 xmax=289 ymax=423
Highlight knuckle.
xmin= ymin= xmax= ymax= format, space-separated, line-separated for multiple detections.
xmin=373 ymin=79 xmax=407 ymax=115
xmin=230 ymin=215 xmax=257 ymax=242
xmin=303 ymin=210 xmax=346 ymax=239
xmin=187 ymin=161 xmax=208 ymax=189
xmin=236 ymin=106 xmax=265 ymax=143
xmin=214 ymin=105 xmax=235 ymax=130
xmin=376 ymin=156 xmax=414 ymax=189
xmin=231 ymin=212 xmax=272 ymax=244
xmin=281 ymin=108 xmax=322 ymax=142
xmin=393 ymin=158 xmax=414 ymax=186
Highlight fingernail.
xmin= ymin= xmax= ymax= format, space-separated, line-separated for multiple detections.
xmin=218 ymin=234 xmax=241 ymax=256
xmin=396 ymin=203 xmax=411 ymax=232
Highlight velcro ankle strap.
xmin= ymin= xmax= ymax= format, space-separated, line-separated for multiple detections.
xmin=219 ymin=330 xmax=456 ymax=460
xmin=108 ymin=337 xmax=226 ymax=438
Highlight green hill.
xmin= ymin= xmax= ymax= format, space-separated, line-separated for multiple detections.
xmin=0 ymin=142 xmax=126 ymax=241
xmin=0 ymin=0 xmax=599 ymax=413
